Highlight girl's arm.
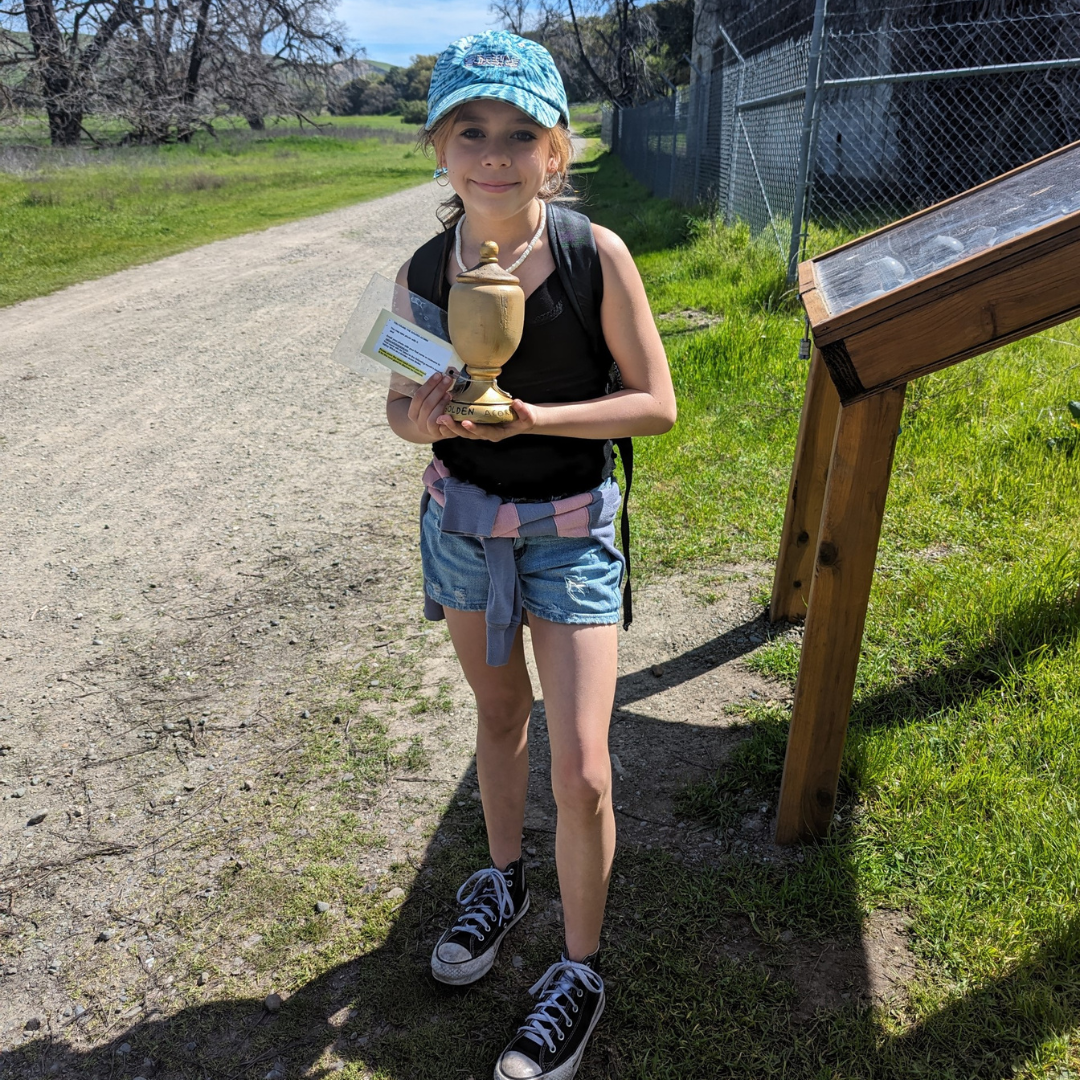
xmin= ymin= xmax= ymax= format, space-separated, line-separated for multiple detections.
xmin=432 ymin=225 xmax=676 ymax=443
xmin=386 ymin=258 xmax=461 ymax=444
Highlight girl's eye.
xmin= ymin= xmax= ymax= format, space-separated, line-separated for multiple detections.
xmin=460 ymin=128 xmax=484 ymax=139
xmin=511 ymin=131 xmax=537 ymax=142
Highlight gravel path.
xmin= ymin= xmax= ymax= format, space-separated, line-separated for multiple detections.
xmin=0 ymin=179 xmax=451 ymax=1045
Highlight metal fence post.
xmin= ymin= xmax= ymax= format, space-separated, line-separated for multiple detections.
xmin=684 ymin=54 xmax=706 ymax=205
xmin=787 ymin=0 xmax=828 ymax=283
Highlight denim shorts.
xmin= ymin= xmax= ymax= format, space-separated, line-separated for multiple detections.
xmin=420 ymin=494 xmax=623 ymax=625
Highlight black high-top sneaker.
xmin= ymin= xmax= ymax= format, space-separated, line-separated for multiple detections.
xmin=430 ymin=858 xmax=529 ymax=986
xmin=494 ymin=952 xmax=605 ymax=1080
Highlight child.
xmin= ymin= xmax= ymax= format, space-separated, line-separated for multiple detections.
xmin=386 ymin=30 xmax=675 ymax=1080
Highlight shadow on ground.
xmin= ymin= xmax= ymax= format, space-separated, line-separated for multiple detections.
xmin=3 ymin=620 xmax=1078 ymax=1080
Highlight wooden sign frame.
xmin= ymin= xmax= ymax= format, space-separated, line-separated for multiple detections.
xmin=770 ymin=140 xmax=1080 ymax=844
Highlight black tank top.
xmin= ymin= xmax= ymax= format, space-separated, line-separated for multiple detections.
xmin=408 ymin=233 xmax=615 ymax=500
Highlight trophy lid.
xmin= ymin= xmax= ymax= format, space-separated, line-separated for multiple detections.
xmin=455 ymin=241 xmax=521 ymax=285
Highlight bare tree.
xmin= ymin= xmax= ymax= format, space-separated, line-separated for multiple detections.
xmin=2 ymin=0 xmax=134 ymax=144
xmin=490 ymin=0 xmax=533 ymax=34
xmin=0 ymin=0 xmax=347 ymax=144
xmin=490 ymin=0 xmax=665 ymax=106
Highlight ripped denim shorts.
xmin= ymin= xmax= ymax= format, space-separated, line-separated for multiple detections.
xmin=419 ymin=486 xmax=623 ymax=626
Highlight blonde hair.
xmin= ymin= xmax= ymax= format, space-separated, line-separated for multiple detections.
xmin=419 ymin=104 xmax=575 ymax=229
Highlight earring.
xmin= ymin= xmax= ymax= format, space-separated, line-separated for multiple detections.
xmin=433 ymin=165 xmax=449 ymax=186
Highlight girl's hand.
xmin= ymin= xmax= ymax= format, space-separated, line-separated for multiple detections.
xmin=434 ymin=399 xmax=538 ymax=441
xmin=407 ymin=372 xmax=457 ymax=441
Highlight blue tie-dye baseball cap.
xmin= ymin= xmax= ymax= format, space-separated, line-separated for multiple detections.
xmin=426 ymin=31 xmax=570 ymax=130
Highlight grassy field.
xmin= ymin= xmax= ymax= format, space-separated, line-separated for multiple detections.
xmin=0 ymin=116 xmax=429 ymax=306
xmin=571 ymin=149 xmax=1080 ymax=1076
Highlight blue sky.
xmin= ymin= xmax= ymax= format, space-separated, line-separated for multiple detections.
xmin=334 ymin=0 xmax=499 ymax=68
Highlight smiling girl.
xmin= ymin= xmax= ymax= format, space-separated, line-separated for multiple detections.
xmin=386 ymin=31 xmax=675 ymax=1080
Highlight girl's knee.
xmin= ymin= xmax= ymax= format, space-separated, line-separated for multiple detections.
xmin=551 ymin=759 xmax=612 ymax=816
xmin=476 ymin=688 xmax=533 ymax=738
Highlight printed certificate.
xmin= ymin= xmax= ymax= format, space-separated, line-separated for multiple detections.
xmin=361 ymin=310 xmax=460 ymax=384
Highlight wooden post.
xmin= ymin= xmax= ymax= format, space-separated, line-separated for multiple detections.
xmin=770 ymin=348 xmax=841 ymax=623
xmin=774 ymin=383 xmax=907 ymax=844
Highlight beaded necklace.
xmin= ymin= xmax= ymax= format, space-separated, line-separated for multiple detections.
xmin=454 ymin=200 xmax=547 ymax=275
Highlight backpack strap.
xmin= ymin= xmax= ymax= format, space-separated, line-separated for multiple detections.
xmin=407 ymin=228 xmax=453 ymax=307
xmin=548 ymin=203 xmax=634 ymax=631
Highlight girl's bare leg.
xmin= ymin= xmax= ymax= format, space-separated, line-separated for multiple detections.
xmin=528 ymin=618 xmax=618 ymax=962
xmin=443 ymin=608 xmax=534 ymax=869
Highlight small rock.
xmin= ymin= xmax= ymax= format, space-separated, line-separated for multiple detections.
xmin=24 ymin=1018 xmax=41 ymax=1031
xmin=511 ymin=955 xmax=524 ymax=969
xmin=470 ymin=789 xmax=482 ymax=801
xmin=196 ymin=971 xmax=209 ymax=986
xmin=73 ymin=1004 xmax=86 ymax=1018
xmin=264 ymin=993 xmax=282 ymax=1013
xmin=12 ymin=788 xmax=25 ymax=799
xmin=386 ymin=887 xmax=405 ymax=900
xmin=27 ymin=812 xmax=47 ymax=826
xmin=30 ymin=776 xmax=41 ymax=786
xmin=650 ymin=664 xmax=665 ymax=677
xmin=98 ymin=928 xmax=118 ymax=942
xmin=183 ymin=782 xmax=196 ymax=791
xmin=92 ymin=638 xmax=104 ymax=646
xmin=265 ymin=1063 xmax=287 ymax=1080
xmin=342 ymin=772 xmax=355 ymax=782
xmin=609 ymin=753 xmax=626 ymax=777
xmin=162 ymin=722 xmax=177 ymax=732
xmin=116 ymin=1042 xmax=132 ymax=1055
xmin=241 ymin=779 xmax=254 ymax=791
xmin=779 ymin=930 xmax=795 ymax=943
xmin=525 ymin=846 xmax=537 ymax=856
xmin=299 ymin=709 xmax=310 ymax=719
xmin=72 ymin=807 xmax=84 ymax=817
xmin=315 ymin=901 xmax=330 ymax=913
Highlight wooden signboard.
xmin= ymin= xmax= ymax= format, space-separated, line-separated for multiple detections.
xmin=771 ymin=140 xmax=1080 ymax=844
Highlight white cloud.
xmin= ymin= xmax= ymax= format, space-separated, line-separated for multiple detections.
xmin=335 ymin=0 xmax=498 ymax=66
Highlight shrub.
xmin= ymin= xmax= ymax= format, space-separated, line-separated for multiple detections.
xmin=398 ymin=99 xmax=427 ymax=125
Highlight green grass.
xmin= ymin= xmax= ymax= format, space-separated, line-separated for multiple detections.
xmin=573 ymin=148 xmax=1080 ymax=1076
xmin=0 ymin=121 xmax=430 ymax=305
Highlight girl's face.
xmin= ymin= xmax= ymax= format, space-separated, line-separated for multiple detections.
xmin=438 ymin=98 xmax=558 ymax=220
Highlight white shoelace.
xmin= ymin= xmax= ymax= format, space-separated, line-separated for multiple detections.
xmin=517 ymin=959 xmax=604 ymax=1054
xmin=454 ymin=200 xmax=547 ymax=275
xmin=449 ymin=867 xmax=514 ymax=940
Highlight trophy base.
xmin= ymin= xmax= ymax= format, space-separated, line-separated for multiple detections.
xmin=445 ymin=377 xmax=516 ymax=425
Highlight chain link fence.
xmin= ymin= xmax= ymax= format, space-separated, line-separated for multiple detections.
xmin=604 ymin=0 xmax=1080 ymax=277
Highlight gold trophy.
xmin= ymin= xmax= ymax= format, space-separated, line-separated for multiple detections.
xmin=445 ymin=241 xmax=524 ymax=424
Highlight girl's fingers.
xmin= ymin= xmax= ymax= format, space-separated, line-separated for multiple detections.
xmin=409 ymin=373 xmax=453 ymax=433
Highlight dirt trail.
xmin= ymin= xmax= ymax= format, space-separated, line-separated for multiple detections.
xmin=0 ymin=180 xmax=901 ymax=1065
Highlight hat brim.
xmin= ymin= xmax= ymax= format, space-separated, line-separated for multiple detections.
xmin=426 ymin=83 xmax=564 ymax=131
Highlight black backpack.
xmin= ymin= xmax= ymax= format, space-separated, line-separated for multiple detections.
xmin=409 ymin=202 xmax=634 ymax=629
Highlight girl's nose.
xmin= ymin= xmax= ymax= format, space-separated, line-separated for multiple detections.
xmin=481 ymin=140 xmax=512 ymax=167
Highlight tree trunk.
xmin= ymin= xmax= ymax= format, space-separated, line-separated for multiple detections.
xmin=24 ymin=0 xmax=82 ymax=146
xmin=178 ymin=0 xmax=214 ymax=141
xmin=246 ymin=114 xmax=266 ymax=130
xmin=184 ymin=0 xmax=214 ymax=106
